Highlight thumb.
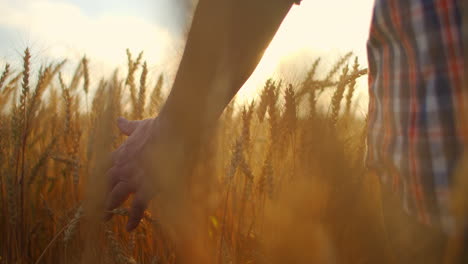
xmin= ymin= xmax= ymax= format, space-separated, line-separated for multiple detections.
xmin=117 ymin=117 xmax=142 ymax=136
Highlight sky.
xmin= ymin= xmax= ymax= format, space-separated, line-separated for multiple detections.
xmin=0 ymin=0 xmax=375 ymax=111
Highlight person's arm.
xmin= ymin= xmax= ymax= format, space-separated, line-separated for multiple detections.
xmin=158 ymin=0 xmax=295 ymax=136
xmin=106 ymin=0 xmax=298 ymax=232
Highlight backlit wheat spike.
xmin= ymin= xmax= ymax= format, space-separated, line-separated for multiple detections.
xmin=27 ymin=66 xmax=52 ymax=123
xmin=105 ymin=225 xmax=133 ymax=264
xmin=225 ymin=139 xmax=242 ymax=183
xmin=19 ymin=48 xmax=31 ymax=130
xmin=15 ymin=48 xmax=33 ymax=200
xmin=0 ymin=48 xmax=388 ymax=263
xmin=82 ymin=56 xmax=89 ymax=95
xmin=126 ymin=49 xmax=143 ymax=118
xmin=5 ymin=72 xmax=21 ymax=92
xmin=248 ymin=100 xmax=255 ymax=114
xmin=345 ymin=57 xmax=360 ymax=115
xmin=59 ymin=72 xmax=72 ymax=135
xmin=149 ymin=74 xmax=164 ymax=115
xmin=239 ymin=156 xmax=254 ymax=200
xmin=296 ymin=57 xmax=321 ymax=99
xmin=323 ymin=51 xmax=353 ymax=84
xmin=63 ymin=205 xmax=83 ymax=243
xmin=128 ymin=79 xmax=137 ymax=118
xmin=306 ymin=58 xmax=321 ymax=83
xmin=257 ymin=79 xmax=274 ymax=122
xmin=136 ymin=61 xmax=148 ymax=119
xmin=0 ymin=73 xmax=20 ymax=112
xmin=126 ymin=49 xmax=134 ymax=73
xmin=241 ymin=105 xmax=254 ymax=152
xmin=266 ymin=81 xmax=279 ymax=144
xmin=134 ymin=51 xmax=143 ymax=69
xmin=68 ymin=61 xmax=83 ymax=92
xmin=0 ymin=63 xmax=10 ymax=91
xmin=50 ymin=59 xmax=67 ymax=77
xmin=283 ymin=84 xmax=297 ymax=136
xmin=258 ymin=150 xmax=273 ymax=199
xmin=331 ymin=65 xmax=349 ymax=127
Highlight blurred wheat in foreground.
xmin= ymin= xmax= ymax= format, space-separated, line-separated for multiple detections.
xmin=0 ymin=48 xmax=461 ymax=264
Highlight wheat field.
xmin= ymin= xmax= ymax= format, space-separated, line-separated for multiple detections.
xmin=0 ymin=48 xmax=465 ymax=264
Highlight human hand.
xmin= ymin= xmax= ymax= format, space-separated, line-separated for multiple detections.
xmin=105 ymin=117 xmax=157 ymax=231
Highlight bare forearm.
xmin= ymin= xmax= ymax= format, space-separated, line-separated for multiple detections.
xmin=159 ymin=0 xmax=293 ymax=135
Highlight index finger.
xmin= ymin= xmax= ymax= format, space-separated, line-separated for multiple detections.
xmin=104 ymin=182 xmax=135 ymax=221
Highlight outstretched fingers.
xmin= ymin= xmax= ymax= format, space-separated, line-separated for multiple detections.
xmin=126 ymin=189 xmax=151 ymax=231
xmin=117 ymin=117 xmax=144 ymax=136
xmin=106 ymin=117 xmax=156 ymax=230
xmin=104 ymin=181 xmax=135 ymax=221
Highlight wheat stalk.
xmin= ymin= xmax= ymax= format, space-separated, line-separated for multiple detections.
xmin=345 ymin=57 xmax=360 ymax=115
xmin=149 ymin=74 xmax=164 ymax=115
xmin=105 ymin=225 xmax=137 ymax=264
xmin=126 ymin=49 xmax=143 ymax=118
xmin=0 ymin=63 xmax=10 ymax=92
xmin=28 ymin=137 xmax=57 ymax=185
xmin=82 ymin=56 xmax=89 ymax=95
xmin=266 ymin=81 xmax=279 ymax=144
xmin=68 ymin=61 xmax=83 ymax=92
xmin=71 ymin=130 xmax=82 ymax=185
xmin=63 ymin=205 xmax=83 ymax=243
xmin=260 ymin=150 xmax=274 ymax=200
xmin=6 ymin=172 xmax=17 ymax=225
xmin=283 ymin=84 xmax=297 ymax=136
xmin=257 ymin=79 xmax=274 ymax=122
xmin=59 ymin=72 xmax=72 ymax=135
xmin=136 ymin=61 xmax=148 ymax=119
xmin=323 ymin=52 xmax=353 ymax=84
xmin=296 ymin=57 xmax=321 ymax=99
xmin=27 ymin=66 xmax=52 ymax=126
xmin=330 ymin=65 xmax=349 ymax=127
xmin=240 ymin=105 xmax=254 ymax=153
xmin=225 ymin=139 xmax=242 ymax=184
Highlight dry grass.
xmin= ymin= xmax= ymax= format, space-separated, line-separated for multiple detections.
xmin=0 ymin=48 xmax=464 ymax=264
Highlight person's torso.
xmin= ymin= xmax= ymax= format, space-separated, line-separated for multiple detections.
xmin=366 ymin=0 xmax=465 ymax=232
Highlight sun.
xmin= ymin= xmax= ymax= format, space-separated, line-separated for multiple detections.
xmin=236 ymin=0 xmax=374 ymax=106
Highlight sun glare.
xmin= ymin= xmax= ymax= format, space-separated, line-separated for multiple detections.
xmin=0 ymin=0 xmax=374 ymax=111
xmin=237 ymin=0 xmax=374 ymax=109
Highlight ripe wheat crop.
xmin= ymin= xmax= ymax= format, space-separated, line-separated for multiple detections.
xmin=0 ymin=48 xmax=465 ymax=264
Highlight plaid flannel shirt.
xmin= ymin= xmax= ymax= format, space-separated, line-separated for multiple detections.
xmin=367 ymin=0 xmax=465 ymax=232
